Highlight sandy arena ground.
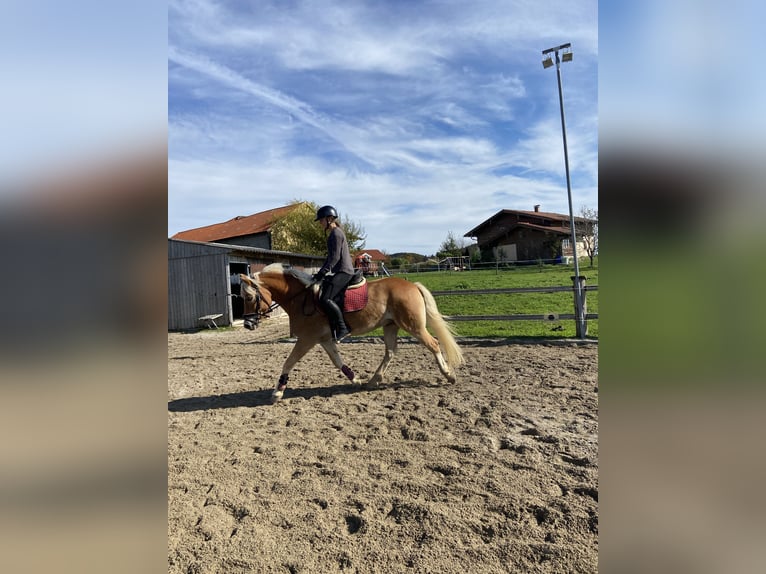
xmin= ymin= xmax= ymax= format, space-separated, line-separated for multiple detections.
xmin=168 ymin=316 xmax=598 ymax=573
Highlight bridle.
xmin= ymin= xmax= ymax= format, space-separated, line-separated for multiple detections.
xmin=241 ymin=282 xmax=278 ymax=330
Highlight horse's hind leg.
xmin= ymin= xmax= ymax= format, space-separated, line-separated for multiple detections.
xmin=368 ymin=323 xmax=398 ymax=386
xmin=409 ymin=326 xmax=456 ymax=384
xmin=273 ymin=338 xmax=313 ymax=402
xmin=319 ymin=340 xmax=360 ymax=385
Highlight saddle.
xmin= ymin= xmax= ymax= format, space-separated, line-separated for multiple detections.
xmin=286 ymin=268 xmax=368 ymax=313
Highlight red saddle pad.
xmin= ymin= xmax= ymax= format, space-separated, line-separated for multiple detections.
xmin=343 ymin=282 xmax=368 ymax=312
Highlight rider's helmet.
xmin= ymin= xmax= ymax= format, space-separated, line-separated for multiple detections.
xmin=315 ymin=205 xmax=339 ymax=221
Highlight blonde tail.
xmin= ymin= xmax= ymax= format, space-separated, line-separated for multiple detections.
xmin=415 ymin=282 xmax=464 ymax=370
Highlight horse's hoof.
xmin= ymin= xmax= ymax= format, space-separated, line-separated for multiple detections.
xmin=271 ymin=391 xmax=283 ymax=403
xmin=366 ymin=374 xmax=382 ymax=387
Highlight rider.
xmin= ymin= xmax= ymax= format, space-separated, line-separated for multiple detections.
xmin=312 ymin=205 xmax=354 ymax=342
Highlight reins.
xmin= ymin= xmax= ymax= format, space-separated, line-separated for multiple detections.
xmin=242 ymin=283 xmax=279 ymax=330
xmin=242 ymin=274 xmax=319 ymax=330
xmin=266 ymin=275 xmax=319 ymax=317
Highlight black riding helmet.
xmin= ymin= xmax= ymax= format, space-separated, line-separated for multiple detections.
xmin=315 ymin=205 xmax=338 ymax=221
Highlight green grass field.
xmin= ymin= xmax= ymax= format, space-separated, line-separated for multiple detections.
xmin=382 ymin=261 xmax=599 ymax=340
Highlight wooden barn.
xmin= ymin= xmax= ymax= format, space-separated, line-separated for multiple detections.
xmin=168 ymin=239 xmax=323 ymax=331
xmin=464 ymin=205 xmax=593 ymax=263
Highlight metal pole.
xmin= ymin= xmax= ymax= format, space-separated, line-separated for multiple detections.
xmin=549 ymin=46 xmax=585 ymax=338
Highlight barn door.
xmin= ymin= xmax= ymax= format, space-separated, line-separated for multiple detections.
xmin=228 ymin=262 xmax=249 ymax=319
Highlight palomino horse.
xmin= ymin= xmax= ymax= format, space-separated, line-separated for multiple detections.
xmin=240 ymin=263 xmax=464 ymax=402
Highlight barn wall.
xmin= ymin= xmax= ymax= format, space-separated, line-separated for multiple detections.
xmin=494 ymin=242 xmax=518 ymax=261
xmin=168 ymin=241 xmax=231 ymax=330
xmin=509 ymin=229 xmax=559 ymax=261
xmin=477 ymin=221 xmax=566 ymax=262
xmin=169 ymin=239 xmax=324 ymax=331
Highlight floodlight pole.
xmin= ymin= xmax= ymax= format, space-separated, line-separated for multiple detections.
xmin=543 ymin=42 xmax=586 ymax=339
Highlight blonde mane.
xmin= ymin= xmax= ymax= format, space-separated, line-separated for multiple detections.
xmin=240 ymin=280 xmax=258 ymax=299
xmin=261 ymin=263 xmax=286 ymax=275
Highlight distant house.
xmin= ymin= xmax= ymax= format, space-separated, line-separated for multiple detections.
xmin=353 ymin=249 xmax=389 ymax=276
xmin=171 ymin=204 xmax=301 ymax=250
xmin=464 ymin=205 xmax=592 ymax=263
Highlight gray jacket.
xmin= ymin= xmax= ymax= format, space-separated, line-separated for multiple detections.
xmin=318 ymin=226 xmax=354 ymax=276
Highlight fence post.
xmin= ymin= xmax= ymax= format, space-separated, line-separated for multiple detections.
xmin=571 ymin=275 xmax=587 ymax=338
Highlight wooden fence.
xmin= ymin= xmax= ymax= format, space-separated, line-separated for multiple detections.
xmin=430 ymin=284 xmax=598 ymax=337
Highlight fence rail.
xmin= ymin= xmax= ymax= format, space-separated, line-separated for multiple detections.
xmin=390 ymin=257 xmax=596 ymax=274
xmin=431 ymin=284 xmax=598 ymax=336
xmin=431 ymin=285 xmax=598 ymax=296
xmin=443 ymin=313 xmax=599 ymax=322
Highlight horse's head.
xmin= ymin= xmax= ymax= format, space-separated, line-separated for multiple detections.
xmin=239 ymin=273 xmax=273 ymax=330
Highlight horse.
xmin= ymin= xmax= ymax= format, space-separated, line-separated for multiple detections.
xmin=239 ymin=263 xmax=464 ymax=402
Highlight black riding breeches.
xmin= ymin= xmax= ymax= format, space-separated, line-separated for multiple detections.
xmin=319 ymin=272 xmax=352 ymax=309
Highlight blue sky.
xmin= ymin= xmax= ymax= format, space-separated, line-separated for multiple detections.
xmin=0 ymin=1 xmax=166 ymax=184
xmin=168 ymin=0 xmax=598 ymax=254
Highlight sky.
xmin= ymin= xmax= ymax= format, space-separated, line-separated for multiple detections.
xmin=0 ymin=1 xmax=166 ymax=184
xmin=168 ymin=0 xmax=598 ymax=255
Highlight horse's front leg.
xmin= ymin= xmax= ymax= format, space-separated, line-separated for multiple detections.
xmin=273 ymin=338 xmax=314 ymax=403
xmin=319 ymin=340 xmax=360 ymax=385
xmin=368 ymin=323 xmax=398 ymax=386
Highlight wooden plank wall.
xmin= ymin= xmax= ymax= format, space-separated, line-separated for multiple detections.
xmin=168 ymin=242 xmax=231 ymax=330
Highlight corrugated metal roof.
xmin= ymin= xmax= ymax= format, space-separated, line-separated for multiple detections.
xmin=171 ymin=204 xmax=301 ymax=242
xmin=168 ymin=238 xmax=324 ymax=261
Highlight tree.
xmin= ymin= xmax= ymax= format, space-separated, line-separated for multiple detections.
xmin=341 ymin=217 xmax=366 ymax=252
xmin=437 ymin=231 xmax=466 ymax=259
xmin=270 ymin=200 xmax=366 ymax=255
xmin=578 ymin=206 xmax=598 ymax=267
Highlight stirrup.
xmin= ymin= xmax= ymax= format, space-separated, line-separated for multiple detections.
xmin=334 ymin=325 xmax=351 ymax=342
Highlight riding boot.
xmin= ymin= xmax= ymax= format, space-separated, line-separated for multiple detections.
xmin=323 ymin=299 xmax=350 ymax=342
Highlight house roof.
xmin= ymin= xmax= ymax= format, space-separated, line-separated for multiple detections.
xmin=463 ymin=208 xmax=588 ymax=238
xmin=171 ymin=204 xmax=301 ymax=243
xmin=353 ymin=249 xmax=388 ymax=261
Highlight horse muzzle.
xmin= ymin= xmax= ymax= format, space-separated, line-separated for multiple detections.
xmin=243 ymin=314 xmax=258 ymax=330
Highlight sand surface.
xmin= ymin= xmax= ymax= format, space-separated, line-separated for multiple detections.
xmin=168 ymin=316 xmax=598 ymax=573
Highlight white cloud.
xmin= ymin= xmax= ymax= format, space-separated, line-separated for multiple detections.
xmin=169 ymin=0 xmax=598 ymax=254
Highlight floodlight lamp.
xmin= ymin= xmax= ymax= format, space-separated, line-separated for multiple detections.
xmin=562 ymin=51 xmax=573 ymax=62
xmin=542 ymin=57 xmax=554 ymax=69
